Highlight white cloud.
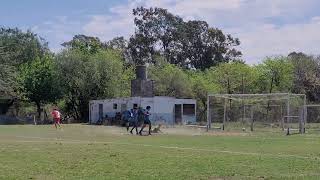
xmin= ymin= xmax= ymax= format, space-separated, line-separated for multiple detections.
xmin=232 ymin=19 xmax=320 ymax=64
xmin=83 ymin=14 xmax=133 ymax=40
xmin=311 ymin=16 xmax=320 ymax=23
xmin=81 ymin=0 xmax=244 ymax=41
xmin=33 ymin=0 xmax=320 ymax=63
xmin=35 ymin=16 xmax=83 ymax=52
xmin=82 ymin=0 xmax=142 ymax=41
xmin=31 ymin=25 xmax=39 ymax=32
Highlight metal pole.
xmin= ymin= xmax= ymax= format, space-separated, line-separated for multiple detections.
xmin=223 ymin=98 xmax=227 ymax=131
xmin=299 ymin=107 xmax=303 ymax=134
xmin=280 ymin=105 xmax=284 ymax=131
xmin=33 ymin=115 xmax=37 ymax=125
xmin=286 ymin=94 xmax=290 ymax=135
xmin=250 ymin=105 xmax=254 ymax=131
xmin=207 ymin=95 xmax=211 ymax=130
xmin=303 ymin=95 xmax=307 ymax=133
xmin=243 ymin=104 xmax=246 ymax=124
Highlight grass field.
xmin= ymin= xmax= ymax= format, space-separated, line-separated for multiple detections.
xmin=0 ymin=124 xmax=320 ymax=180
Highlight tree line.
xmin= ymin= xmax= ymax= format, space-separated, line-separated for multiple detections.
xmin=1 ymin=7 xmax=320 ymax=122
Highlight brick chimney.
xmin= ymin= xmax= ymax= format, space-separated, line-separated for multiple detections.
xmin=131 ymin=65 xmax=154 ymax=97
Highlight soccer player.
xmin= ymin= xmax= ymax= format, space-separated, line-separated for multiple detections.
xmin=139 ymin=106 xmax=152 ymax=136
xmin=129 ymin=107 xmax=139 ymax=135
xmin=122 ymin=109 xmax=131 ymax=131
xmin=51 ymin=108 xmax=62 ymax=129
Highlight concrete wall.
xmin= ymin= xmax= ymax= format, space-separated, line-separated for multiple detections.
xmin=0 ymin=115 xmax=34 ymax=125
xmin=152 ymin=97 xmax=175 ymax=125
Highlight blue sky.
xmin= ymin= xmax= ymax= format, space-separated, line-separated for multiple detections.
xmin=1 ymin=0 xmax=320 ymax=64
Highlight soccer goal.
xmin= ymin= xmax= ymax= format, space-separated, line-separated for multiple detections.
xmin=304 ymin=104 xmax=320 ymax=133
xmin=207 ymin=93 xmax=306 ymax=134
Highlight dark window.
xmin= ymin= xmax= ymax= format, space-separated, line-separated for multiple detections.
xmin=183 ymin=104 xmax=195 ymax=115
xmin=133 ymin=104 xmax=138 ymax=109
xmin=113 ymin=104 xmax=118 ymax=110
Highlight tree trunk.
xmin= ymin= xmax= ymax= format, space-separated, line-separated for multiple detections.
xmin=35 ymin=101 xmax=41 ymax=123
xmin=44 ymin=109 xmax=48 ymax=124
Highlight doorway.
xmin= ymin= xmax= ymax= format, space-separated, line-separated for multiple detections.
xmin=121 ymin=104 xmax=127 ymax=112
xmin=175 ymin=104 xmax=182 ymax=124
xmin=98 ymin=104 xmax=103 ymax=120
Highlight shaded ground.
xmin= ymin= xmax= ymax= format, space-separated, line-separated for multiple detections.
xmin=0 ymin=124 xmax=319 ymax=180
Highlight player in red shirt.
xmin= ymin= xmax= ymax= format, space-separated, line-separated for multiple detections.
xmin=51 ymin=108 xmax=62 ymax=129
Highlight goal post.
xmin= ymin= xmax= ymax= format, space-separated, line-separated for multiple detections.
xmin=207 ymin=93 xmax=306 ymax=134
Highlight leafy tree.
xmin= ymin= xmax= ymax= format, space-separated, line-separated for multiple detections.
xmin=129 ymin=7 xmax=242 ymax=69
xmin=188 ymin=71 xmax=219 ymax=122
xmin=55 ymin=49 xmax=132 ymax=121
xmin=127 ymin=33 xmax=156 ymax=65
xmin=131 ymin=7 xmax=183 ymax=65
xmin=61 ymin=34 xmax=104 ymax=54
xmin=105 ymin=36 xmax=133 ymax=67
xmin=19 ymin=56 xmax=62 ymax=119
xmin=208 ymin=62 xmax=257 ymax=94
xmin=255 ymin=57 xmax=294 ymax=93
xmin=0 ymin=27 xmax=49 ymax=66
xmin=206 ymin=62 xmax=258 ymax=122
xmin=288 ymin=52 xmax=320 ymax=102
xmin=0 ymin=64 xmax=17 ymax=97
xmin=105 ymin=36 xmax=128 ymax=51
xmin=148 ymin=58 xmax=192 ymax=98
xmin=0 ymin=27 xmax=49 ymax=98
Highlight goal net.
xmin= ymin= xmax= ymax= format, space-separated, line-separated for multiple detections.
xmin=304 ymin=104 xmax=320 ymax=133
xmin=207 ymin=93 xmax=306 ymax=134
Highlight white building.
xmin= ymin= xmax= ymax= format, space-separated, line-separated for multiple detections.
xmin=89 ymin=96 xmax=196 ymax=125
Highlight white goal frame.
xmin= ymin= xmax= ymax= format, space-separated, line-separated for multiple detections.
xmin=207 ymin=93 xmax=307 ymax=134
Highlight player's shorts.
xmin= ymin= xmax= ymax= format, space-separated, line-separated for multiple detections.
xmin=54 ymin=118 xmax=61 ymax=124
xmin=144 ymin=119 xmax=151 ymax=125
xmin=128 ymin=118 xmax=137 ymax=126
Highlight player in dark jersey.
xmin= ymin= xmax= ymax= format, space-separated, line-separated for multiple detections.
xmin=129 ymin=107 xmax=139 ymax=135
xmin=139 ymin=106 xmax=152 ymax=135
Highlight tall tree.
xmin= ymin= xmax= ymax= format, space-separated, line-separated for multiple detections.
xmin=132 ymin=7 xmax=183 ymax=64
xmin=148 ymin=57 xmax=193 ymax=98
xmin=105 ymin=36 xmax=128 ymax=51
xmin=0 ymin=27 xmax=49 ymax=102
xmin=127 ymin=33 xmax=156 ymax=65
xmin=255 ymin=57 xmax=294 ymax=93
xmin=0 ymin=64 xmax=16 ymax=97
xmin=19 ymin=56 xmax=62 ymax=119
xmin=129 ymin=7 xmax=242 ymax=69
xmin=288 ymin=52 xmax=320 ymax=102
xmin=188 ymin=70 xmax=219 ymax=122
xmin=61 ymin=34 xmax=104 ymax=54
xmin=55 ymin=49 xmax=133 ymax=121
xmin=208 ymin=62 xmax=257 ymax=94
xmin=0 ymin=27 xmax=49 ymax=66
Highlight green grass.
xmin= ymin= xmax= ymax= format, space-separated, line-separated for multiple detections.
xmin=0 ymin=125 xmax=320 ymax=180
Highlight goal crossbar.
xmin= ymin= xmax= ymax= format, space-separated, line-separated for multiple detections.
xmin=208 ymin=93 xmax=305 ymax=96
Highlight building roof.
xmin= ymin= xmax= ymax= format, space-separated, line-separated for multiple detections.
xmin=90 ymin=96 xmax=196 ymax=104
